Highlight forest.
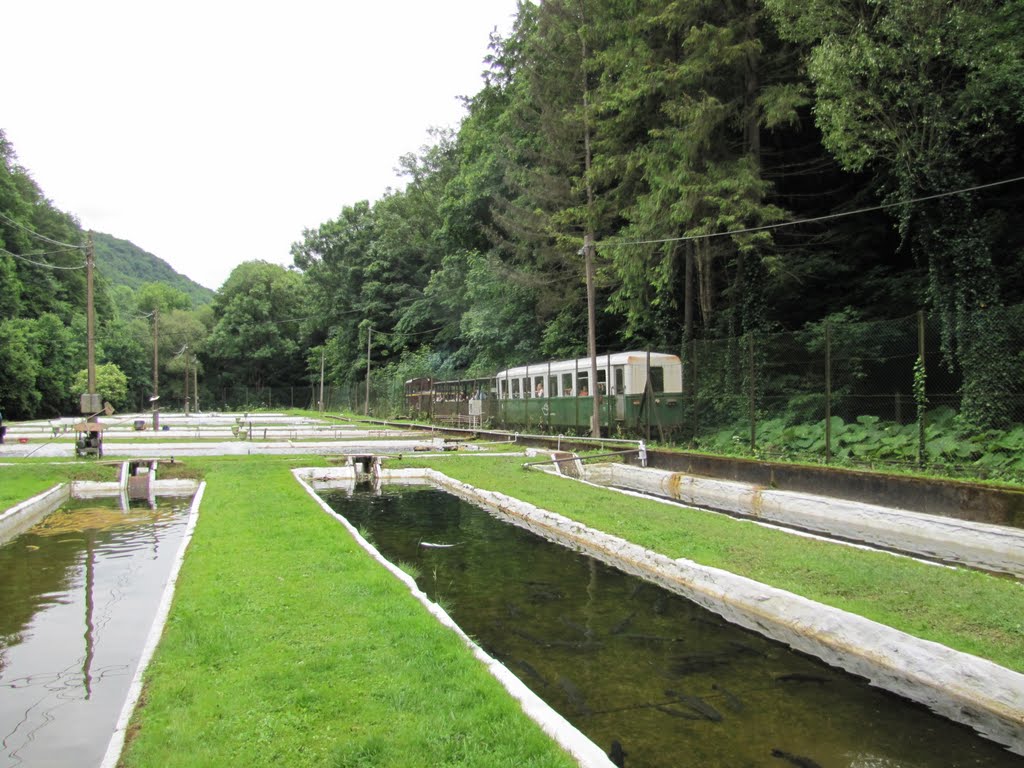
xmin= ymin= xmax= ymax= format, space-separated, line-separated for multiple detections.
xmin=1 ymin=0 xmax=1022 ymax=470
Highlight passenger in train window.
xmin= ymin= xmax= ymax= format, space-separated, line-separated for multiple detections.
xmin=535 ymin=382 xmax=544 ymax=398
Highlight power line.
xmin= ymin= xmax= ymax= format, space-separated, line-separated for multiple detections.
xmin=597 ymin=174 xmax=1024 ymax=249
xmin=0 ymin=246 xmax=87 ymax=270
xmin=0 ymin=210 xmax=87 ymax=250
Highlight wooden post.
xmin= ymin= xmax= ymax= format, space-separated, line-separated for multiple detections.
xmin=86 ymin=234 xmax=96 ymax=398
xmin=152 ymin=308 xmax=160 ymax=430
xmin=319 ymin=347 xmax=325 ymax=415
xmin=584 ymin=233 xmax=600 ymax=438
xmin=183 ymin=343 xmax=190 ymax=416
xmin=364 ymin=326 xmax=371 ymax=416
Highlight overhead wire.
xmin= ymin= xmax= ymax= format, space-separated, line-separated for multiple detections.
xmin=596 ymin=174 xmax=1024 ymax=249
xmin=0 ymin=246 xmax=87 ymax=270
xmin=0 ymin=210 xmax=87 ymax=250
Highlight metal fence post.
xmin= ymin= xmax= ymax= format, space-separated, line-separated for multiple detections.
xmin=749 ymin=333 xmax=757 ymax=453
xmin=825 ymin=321 xmax=832 ymax=464
xmin=917 ymin=310 xmax=927 ymax=466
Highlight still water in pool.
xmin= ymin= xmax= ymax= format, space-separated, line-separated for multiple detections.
xmin=0 ymin=497 xmax=191 ymax=768
xmin=327 ymin=486 xmax=1023 ymax=768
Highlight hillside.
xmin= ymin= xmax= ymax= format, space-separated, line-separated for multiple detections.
xmin=92 ymin=231 xmax=214 ymax=305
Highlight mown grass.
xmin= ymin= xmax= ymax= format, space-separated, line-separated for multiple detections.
xmin=394 ymin=454 xmax=1024 ymax=673
xmin=120 ymin=455 xmax=577 ymax=768
xmin=0 ymin=460 xmax=117 ymax=510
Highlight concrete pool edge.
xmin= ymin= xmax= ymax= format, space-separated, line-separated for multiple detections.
xmin=582 ymin=463 xmax=1024 ymax=577
xmin=292 ymin=468 xmax=617 ymax=768
xmin=99 ymin=482 xmax=205 ymax=768
xmin=299 ymin=465 xmax=1024 ymax=757
xmin=0 ymin=483 xmax=70 ymax=544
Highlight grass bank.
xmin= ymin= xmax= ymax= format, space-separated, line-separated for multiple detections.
xmin=120 ymin=455 xmax=577 ymax=768
xmin=0 ymin=460 xmax=116 ymax=510
xmin=393 ymin=454 xmax=1024 ymax=673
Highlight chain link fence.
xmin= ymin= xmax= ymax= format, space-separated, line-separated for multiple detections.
xmin=178 ymin=305 xmax=1024 ymax=482
xmin=683 ymin=307 xmax=1024 ymax=480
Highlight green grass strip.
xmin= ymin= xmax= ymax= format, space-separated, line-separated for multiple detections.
xmin=120 ymin=456 xmax=577 ymax=768
xmin=0 ymin=461 xmax=117 ymax=511
xmin=395 ymin=455 xmax=1024 ymax=673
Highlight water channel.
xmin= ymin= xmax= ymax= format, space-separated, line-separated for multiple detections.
xmin=0 ymin=495 xmax=192 ymax=768
xmin=324 ymin=486 xmax=1024 ymax=768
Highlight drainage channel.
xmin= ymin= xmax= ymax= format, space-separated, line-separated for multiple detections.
xmin=318 ymin=484 xmax=1023 ymax=768
xmin=0 ymin=493 xmax=194 ymax=767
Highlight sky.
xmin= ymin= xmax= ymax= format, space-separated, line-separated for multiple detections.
xmin=2 ymin=0 xmax=522 ymax=290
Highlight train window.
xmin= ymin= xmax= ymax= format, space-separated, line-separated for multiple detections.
xmin=561 ymin=373 xmax=573 ymax=396
xmin=614 ymin=366 xmax=624 ymax=394
xmin=596 ymin=369 xmax=607 ymax=395
xmin=577 ymin=373 xmax=589 ymax=396
xmin=511 ymin=379 xmax=520 ymax=399
xmin=650 ymin=366 xmax=665 ymax=393
xmin=533 ymin=376 xmax=545 ymax=398
xmin=548 ymin=376 xmax=558 ymax=397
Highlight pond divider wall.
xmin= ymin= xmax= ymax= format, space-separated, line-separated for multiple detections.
xmin=582 ymin=463 xmax=1024 ymax=578
xmin=0 ymin=484 xmax=70 ymax=544
xmin=297 ymin=465 xmax=1024 ymax=757
xmin=292 ymin=467 xmax=617 ymax=768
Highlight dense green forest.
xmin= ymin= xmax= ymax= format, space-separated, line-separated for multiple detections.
xmin=92 ymin=232 xmax=214 ymax=307
xmin=2 ymin=0 xmax=1023 ymax=457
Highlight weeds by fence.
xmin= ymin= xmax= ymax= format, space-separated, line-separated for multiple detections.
xmin=184 ymin=306 xmax=1024 ymax=482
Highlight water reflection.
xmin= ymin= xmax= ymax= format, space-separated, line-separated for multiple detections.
xmin=0 ymin=498 xmax=190 ymax=768
xmin=328 ymin=487 xmax=1024 ymax=768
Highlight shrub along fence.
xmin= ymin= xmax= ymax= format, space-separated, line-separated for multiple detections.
xmin=192 ymin=304 xmax=1024 ymax=482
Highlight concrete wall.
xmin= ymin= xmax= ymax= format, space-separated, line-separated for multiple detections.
xmin=584 ymin=463 xmax=1024 ymax=578
xmin=0 ymin=484 xmax=68 ymax=544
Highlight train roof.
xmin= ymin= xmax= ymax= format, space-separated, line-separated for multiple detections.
xmin=495 ymin=351 xmax=681 ymax=378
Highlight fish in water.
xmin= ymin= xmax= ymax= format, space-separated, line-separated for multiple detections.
xmin=771 ymin=748 xmax=823 ymax=768
xmin=775 ymin=673 xmax=831 ymax=685
xmin=558 ymin=675 xmax=592 ymax=716
xmin=664 ymin=688 xmax=723 ymax=722
xmin=609 ymin=611 xmax=636 ymax=635
xmin=560 ymin=615 xmax=595 ymax=639
xmin=609 ymin=739 xmax=627 ymax=767
xmin=655 ymin=704 xmax=700 ymax=720
xmin=514 ymin=659 xmax=548 ymax=688
xmin=712 ymin=683 xmax=744 ymax=713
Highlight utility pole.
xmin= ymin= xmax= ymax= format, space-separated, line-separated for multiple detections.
xmin=584 ymin=234 xmax=600 ymax=438
xmin=80 ymin=233 xmax=102 ymax=456
xmin=578 ymin=3 xmax=600 ymax=439
xmin=86 ymin=234 xmax=96 ymax=400
xmin=319 ymin=346 xmax=325 ymax=414
xmin=152 ymin=308 xmax=160 ymax=431
xmin=183 ymin=343 xmax=190 ymax=416
xmin=364 ymin=326 xmax=371 ymax=416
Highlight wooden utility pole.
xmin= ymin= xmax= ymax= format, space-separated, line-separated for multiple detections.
xmin=584 ymin=234 xmax=600 ymax=438
xmin=152 ymin=308 xmax=160 ymax=430
xmin=183 ymin=343 xmax=191 ymax=416
xmin=86 ymin=234 xmax=96 ymax=401
xmin=578 ymin=3 xmax=600 ymax=438
xmin=364 ymin=326 xmax=371 ymax=416
xmin=319 ymin=346 xmax=325 ymax=414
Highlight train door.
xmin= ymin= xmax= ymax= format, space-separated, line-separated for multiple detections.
xmin=613 ymin=365 xmax=625 ymax=420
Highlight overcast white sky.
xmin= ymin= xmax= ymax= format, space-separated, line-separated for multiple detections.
xmin=2 ymin=1 xmax=522 ymax=290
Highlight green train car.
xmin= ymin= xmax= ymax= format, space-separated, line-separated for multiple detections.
xmin=408 ymin=351 xmax=684 ymax=436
